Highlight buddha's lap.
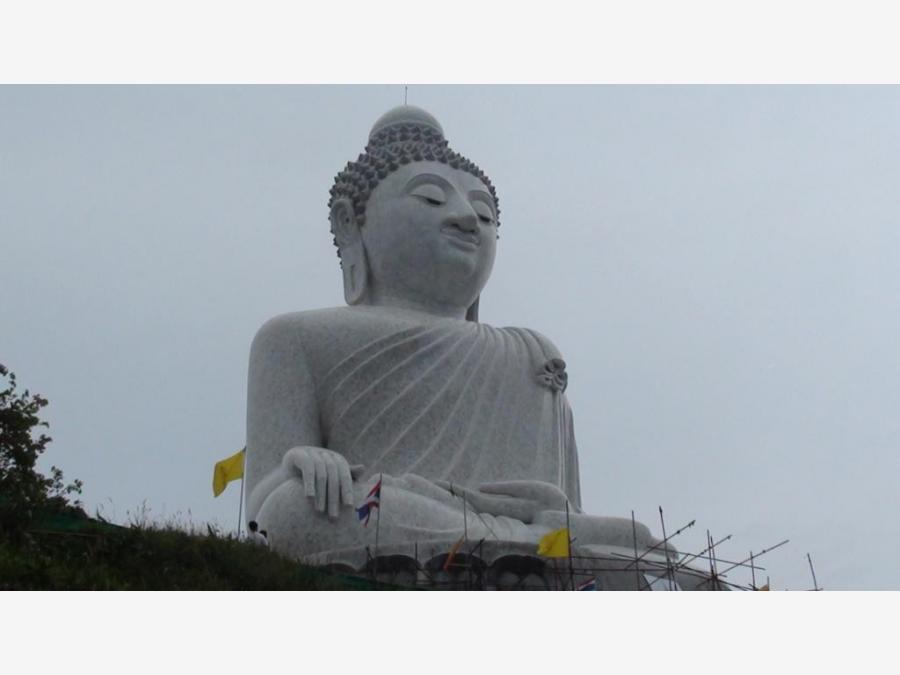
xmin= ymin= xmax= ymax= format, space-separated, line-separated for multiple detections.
xmin=255 ymin=475 xmax=662 ymax=557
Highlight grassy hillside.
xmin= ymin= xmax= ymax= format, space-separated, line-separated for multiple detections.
xmin=0 ymin=511 xmax=382 ymax=591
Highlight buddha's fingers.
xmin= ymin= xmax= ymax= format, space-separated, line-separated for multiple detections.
xmin=339 ymin=462 xmax=355 ymax=507
xmin=478 ymin=480 xmax=571 ymax=511
xmin=314 ymin=455 xmax=327 ymax=512
xmin=470 ymin=492 xmax=533 ymax=522
xmin=349 ymin=464 xmax=366 ymax=480
xmin=325 ymin=457 xmax=340 ymax=518
xmin=436 ymin=481 xmax=534 ymax=522
xmin=291 ymin=450 xmax=316 ymax=498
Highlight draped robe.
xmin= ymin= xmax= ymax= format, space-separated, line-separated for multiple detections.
xmin=320 ymin=319 xmax=581 ymax=508
xmin=248 ymin=307 xmax=593 ymax=558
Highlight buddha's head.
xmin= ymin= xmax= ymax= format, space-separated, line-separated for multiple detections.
xmin=328 ymin=106 xmax=500 ymax=321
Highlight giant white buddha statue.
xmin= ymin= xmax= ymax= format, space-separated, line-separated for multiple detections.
xmin=244 ymin=105 xmax=665 ymax=574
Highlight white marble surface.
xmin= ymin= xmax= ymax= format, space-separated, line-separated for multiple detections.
xmin=245 ymin=106 xmax=664 ymax=561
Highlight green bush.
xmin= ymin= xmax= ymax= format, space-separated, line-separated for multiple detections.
xmin=0 ymin=514 xmax=382 ymax=590
xmin=0 ymin=365 xmax=384 ymax=590
xmin=0 ymin=364 xmax=83 ymax=537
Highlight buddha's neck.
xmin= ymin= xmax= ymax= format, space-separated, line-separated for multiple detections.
xmin=363 ymin=288 xmax=468 ymax=320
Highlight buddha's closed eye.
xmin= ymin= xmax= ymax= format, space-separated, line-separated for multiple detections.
xmin=410 ymin=183 xmax=446 ymax=206
xmin=473 ymin=203 xmax=495 ymax=224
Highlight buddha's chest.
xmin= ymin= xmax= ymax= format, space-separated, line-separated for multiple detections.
xmin=315 ymin=322 xmax=567 ymax=486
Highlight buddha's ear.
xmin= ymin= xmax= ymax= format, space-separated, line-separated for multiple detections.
xmin=330 ymin=198 xmax=368 ymax=305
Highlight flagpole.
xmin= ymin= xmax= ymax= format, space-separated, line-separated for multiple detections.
xmin=374 ymin=473 xmax=382 ymax=581
xmin=631 ymin=510 xmax=642 ymax=590
xmin=565 ymin=500 xmax=574 ymax=590
xmin=237 ymin=473 xmax=245 ymax=537
xmin=807 ymin=552 xmax=820 ymax=591
xmin=463 ymin=489 xmax=468 ymax=541
xmin=462 ymin=490 xmax=470 ymax=590
xmin=658 ymin=506 xmax=673 ymax=590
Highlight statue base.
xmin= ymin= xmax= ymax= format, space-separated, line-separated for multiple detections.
xmin=301 ymin=538 xmax=725 ymax=591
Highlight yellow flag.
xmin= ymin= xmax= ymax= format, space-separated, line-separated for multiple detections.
xmin=537 ymin=527 xmax=570 ymax=557
xmin=213 ymin=448 xmax=245 ymax=497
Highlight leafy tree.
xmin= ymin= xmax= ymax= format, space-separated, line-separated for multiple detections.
xmin=0 ymin=364 xmax=83 ymax=536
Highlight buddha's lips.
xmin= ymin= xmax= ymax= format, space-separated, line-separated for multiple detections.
xmin=440 ymin=225 xmax=480 ymax=249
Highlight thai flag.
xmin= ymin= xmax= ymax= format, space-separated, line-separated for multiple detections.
xmin=356 ymin=476 xmax=382 ymax=527
xmin=576 ymin=577 xmax=598 ymax=591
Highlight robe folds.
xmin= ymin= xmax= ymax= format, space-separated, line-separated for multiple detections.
xmin=249 ymin=307 xmax=613 ymax=558
xmin=318 ymin=319 xmax=581 ymax=510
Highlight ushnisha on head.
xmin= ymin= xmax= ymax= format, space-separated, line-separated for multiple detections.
xmin=328 ymin=106 xmax=501 ymax=321
xmin=329 ymin=106 xmax=500 ymax=232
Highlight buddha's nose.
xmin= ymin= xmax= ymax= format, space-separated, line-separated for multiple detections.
xmin=445 ymin=210 xmax=478 ymax=234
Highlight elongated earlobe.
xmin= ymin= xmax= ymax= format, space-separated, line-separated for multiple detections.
xmin=330 ymin=198 xmax=368 ymax=305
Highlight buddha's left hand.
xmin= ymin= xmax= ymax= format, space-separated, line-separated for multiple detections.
xmin=481 ymin=480 xmax=577 ymax=512
xmin=435 ymin=479 xmax=577 ymax=523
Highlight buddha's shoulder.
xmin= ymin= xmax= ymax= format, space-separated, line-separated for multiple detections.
xmin=251 ymin=306 xmax=427 ymax=351
xmin=498 ymin=325 xmax=565 ymax=361
xmin=251 ymin=308 xmax=567 ymax=361
xmin=254 ymin=306 xmax=356 ymax=333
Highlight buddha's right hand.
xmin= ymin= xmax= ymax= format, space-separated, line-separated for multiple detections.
xmin=282 ymin=447 xmax=365 ymax=518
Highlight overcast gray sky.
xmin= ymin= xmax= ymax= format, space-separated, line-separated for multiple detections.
xmin=2 ymin=85 xmax=898 ymax=590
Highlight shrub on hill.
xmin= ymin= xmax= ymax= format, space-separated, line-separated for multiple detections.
xmin=0 ymin=364 xmax=84 ymax=537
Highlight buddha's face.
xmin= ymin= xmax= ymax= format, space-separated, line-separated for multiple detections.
xmin=361 ymin=161 xmax=498 ymax=315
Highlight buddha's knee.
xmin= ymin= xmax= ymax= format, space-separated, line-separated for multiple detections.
xmin=255 ymin=478 xmax=366 ymax=558
xmin=534 ymin=511 xmax=664 ymax=551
